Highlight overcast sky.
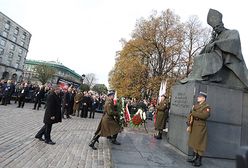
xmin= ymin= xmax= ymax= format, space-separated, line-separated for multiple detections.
xmin=1 ymin=0 xmax=248 ymax=87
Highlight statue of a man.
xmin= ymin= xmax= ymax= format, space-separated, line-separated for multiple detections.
xmin=181 ymin=8 xmax=248 ymax=88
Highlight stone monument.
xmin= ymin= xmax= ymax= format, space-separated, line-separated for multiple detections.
xmin=168 ymin=9 xmax=248 ymax=159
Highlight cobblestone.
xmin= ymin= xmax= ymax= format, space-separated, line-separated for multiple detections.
xmin=0 ymin=103 xmax=112 ymax=168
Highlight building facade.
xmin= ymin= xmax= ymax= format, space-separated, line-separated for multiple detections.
xmin=24 ymin=59 xmax=82 ymax=87
xmin=0 ymin=12 xmax=31 ymax=82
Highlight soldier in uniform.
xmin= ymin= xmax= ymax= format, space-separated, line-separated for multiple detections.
xmin=154 ymin=95 xmax=169 ymax=139
xmin=186 ymin=92 xmax=210 ymax=167
xmin=89 ymin=91 xmax=122 ymax=150
xmin=72 ymin=89 xmax=84 ymax=117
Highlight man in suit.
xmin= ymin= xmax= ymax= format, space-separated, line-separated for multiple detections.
xmin=35 ymin=85 xmax=62 ymax=145
xmin=17 ymin=83 xmax=29 ymax=108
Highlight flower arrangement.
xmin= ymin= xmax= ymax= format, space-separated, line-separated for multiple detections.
xmin=130 ymin=109 xmax=146 ymax=127
xmin=114 ymin=97 xmax=127 ymax=128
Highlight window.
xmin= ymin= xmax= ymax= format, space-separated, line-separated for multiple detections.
xmin=14 ymin=27 xmax=19 ymax=35
xmin=0 ymin=48 xmax=4 ymax=55
xmin=7 ymin=59 xmax=11 ymax=66
xmin=19 ymin=48 xmax=23 ymax=54
xmin=4 ymin=21 xmax=10 ymax=30
xmin=22 ymin=32 xmax=27 ymax=40
xmin=10 ymin=44 xmax=15 ymax=51
xmin=17 ymin=55 xmax=22 ymax=62
xmin=8 ymin=52 xmax=14 ymax=59
xmin=2 ymin=31 xmax=8 ymax=38
xmin=20 ymin=41 xmax=24 ymax=46
xmin=15 ymin=62 xmax=20 ymax=69
xmin=0 ymin=39 xmax=6 ymax=46
xmin=13 ymin=36 xmax=17 ymax=42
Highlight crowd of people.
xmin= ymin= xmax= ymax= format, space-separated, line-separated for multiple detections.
xmin=0 ymin=80 xmax=106 ymax=119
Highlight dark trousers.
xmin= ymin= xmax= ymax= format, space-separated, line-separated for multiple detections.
xmin=112 ymin=133 xmax=118 ymax=140
xmin=62 ymin=106 xmax=70 ymax=118
xmin=1 ymin=95 xmax=7 ymax=105
xmin=89 ymin=109 xmax=95 ymax=118
xmin=35 ymin=123 xmax=53 ymax=142
xmin=33 ymin=98 xmax=42 ymax=110
xmin=18 ymin=96 xmax=25 ymax=108
xmin=81 ymin=106 xmax=88 ymax=118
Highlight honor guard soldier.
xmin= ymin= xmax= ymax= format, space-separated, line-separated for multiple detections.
xmin=187 ymin=91 xmax=210 ymax=167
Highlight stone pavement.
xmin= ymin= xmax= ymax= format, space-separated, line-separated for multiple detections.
xmin=111 ymin=121 xmax=236 ymax=168
xmin=0 ymin=102 xmax=236 ymax=168
xmin=0 ymin=102 xmax=112 ymax=168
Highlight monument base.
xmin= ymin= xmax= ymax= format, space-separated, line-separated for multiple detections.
xmin=168 ymin=81 xmax=248 ymax=159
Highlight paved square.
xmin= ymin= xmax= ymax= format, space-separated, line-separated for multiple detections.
xmin=0 ymin=103 xmax=111 ymax=168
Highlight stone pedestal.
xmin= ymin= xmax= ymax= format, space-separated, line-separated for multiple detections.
xmin=168 ymin=81 xmax=248 ymax=159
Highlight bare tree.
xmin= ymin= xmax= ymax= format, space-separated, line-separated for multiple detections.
xmin=84 ymin=73 xmax=97 ymax=89
xmin=34 ymin=64 xmax=56 ymax=84
xmin=181 ymin=15 xmax=211 ymax=76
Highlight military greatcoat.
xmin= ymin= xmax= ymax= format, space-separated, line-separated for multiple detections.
xmin=188 ymin=102 xmax=210 ymax=152
xmin=96 ymin=98 xmax=121 ymax=137
xmin=155 ymin=99 xmax=169 ymax=130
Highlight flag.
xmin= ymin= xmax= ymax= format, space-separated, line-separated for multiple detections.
xmin=158 ymin=80 xmax=167 ymax=103
xmin=155 ymin=80 xmax=167 ymax=126
xmin=113 ymin=91 xmax=117 ymax=105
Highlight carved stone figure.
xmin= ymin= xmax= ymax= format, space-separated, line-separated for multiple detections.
xmin=181 ymin=9 xmax=248 ymax=89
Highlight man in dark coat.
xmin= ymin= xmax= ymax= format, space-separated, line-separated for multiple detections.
xmin=62 ymin=88 xmax=72 ymax=119
xmin=35 ymin=85 xmax=62 ymax=145
xmin=33 ymin=85 xmax=45 ymax=110
xmin=89 ymin=91 xmax=122 ymax=150
xmin=187 ymin=92 xmax=210 ymax=167
xmin=17 ymin=83 xmax=29 ymax=108
xmin=81 ymin=92 xmax=92 ymax=118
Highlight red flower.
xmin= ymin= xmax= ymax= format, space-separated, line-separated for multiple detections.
xmin=132 ymin=114 xmax=142 ymax=126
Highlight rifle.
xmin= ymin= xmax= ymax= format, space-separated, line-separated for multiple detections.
xmin=186 ymin=109 xmax=194 ymax=133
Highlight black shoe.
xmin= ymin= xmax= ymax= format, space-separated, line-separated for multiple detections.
xmin=67 ymin=116 xmax=72 ymax=119
xmin=193 ymin=155 xmax=202 ymax=167
xmin=89 ymin=143 xmax=97 ymax=150
xmin=35 ymin=136 xmax=45 ymax=141
xmin=111 ymin=140 xmax=121 ymax=145
xmin=187 ymin=152 xmax=197 ymax=163
xmin=45 ymin=141 xmax=56 ymax=145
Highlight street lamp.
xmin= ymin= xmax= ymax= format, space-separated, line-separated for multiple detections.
xmin=81 ymin=74 xmax=85 ymax=84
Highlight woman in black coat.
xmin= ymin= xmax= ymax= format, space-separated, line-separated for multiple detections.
xmin=35 ymin=86 xmax=62 ymax=145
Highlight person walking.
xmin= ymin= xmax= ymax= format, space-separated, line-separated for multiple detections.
xmin=89 ymin=91 xmax=122 ymax=150
xmin=186 ymin=92 xmax=210 ymax=167
xmin=35 ymin=85 xmax=62 ymax=145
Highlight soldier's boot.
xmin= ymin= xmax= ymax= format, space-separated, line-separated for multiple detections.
xmin=111 ymin=134 xmax=121 ymax=145
xmin=193 ymin=154 xmax=202 ymax=167
xmin=154 ymin=132 xmax=162 ymax=139
xmin=89 ymin=135 xmax=100 ymax=150
xmin=187 ymin=152 xmax=197 ymax=163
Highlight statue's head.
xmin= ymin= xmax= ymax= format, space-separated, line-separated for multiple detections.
xmin=207 ymin=9 xmax=225 ymax=34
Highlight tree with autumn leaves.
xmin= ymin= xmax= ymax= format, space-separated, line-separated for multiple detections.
xmin=109 ymin=9 xmax=210 ymax=99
